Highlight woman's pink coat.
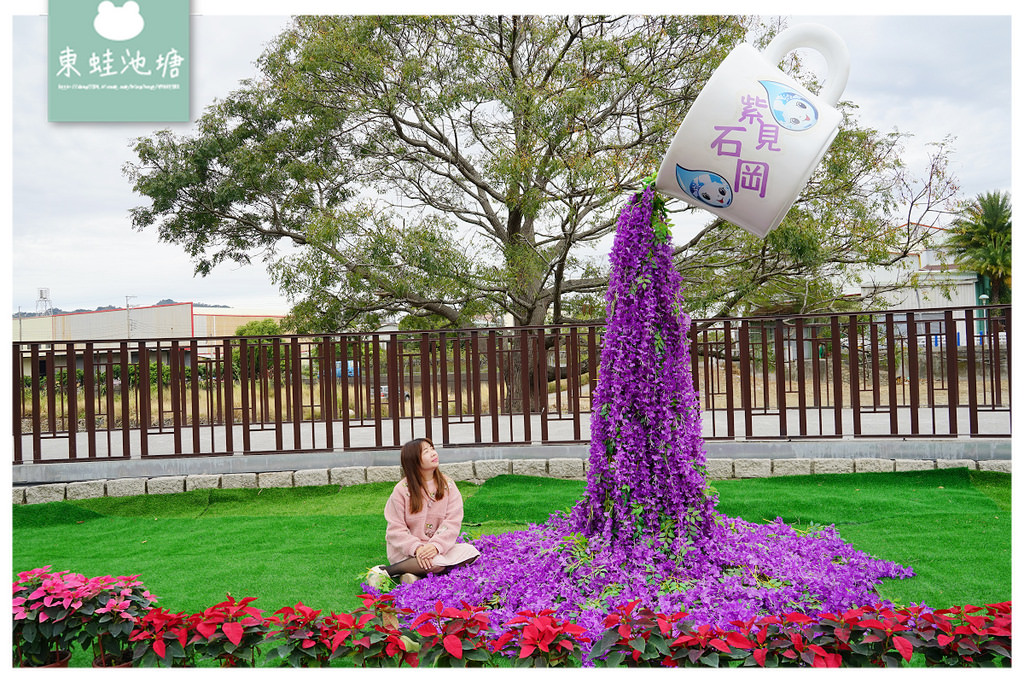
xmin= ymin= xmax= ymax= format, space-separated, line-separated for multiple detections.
xmin=384 ymin=476 xmax=479 ymax=565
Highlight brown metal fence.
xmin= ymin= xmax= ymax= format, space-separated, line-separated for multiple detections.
xmin=12 ymin=306 xmax=1010 ymax=464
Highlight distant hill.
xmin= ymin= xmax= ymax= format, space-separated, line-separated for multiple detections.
xmin=156 ymin=299 xmax=230 ymax=308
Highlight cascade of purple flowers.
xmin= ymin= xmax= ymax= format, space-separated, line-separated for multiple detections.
xmin=380 ymin=183 xmax=914 ymax=656
xmin=568 ymin=184 xmax=717 ymax=568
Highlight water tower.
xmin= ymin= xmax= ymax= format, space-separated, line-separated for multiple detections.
xmin=35 ymin=287 xmax=53 ymax=317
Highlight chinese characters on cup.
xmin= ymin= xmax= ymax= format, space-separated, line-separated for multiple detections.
xmin=678 ymin=83 xmax=820 ymax=208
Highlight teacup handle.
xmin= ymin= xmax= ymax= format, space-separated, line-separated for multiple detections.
xmin=762 ymin=23 xmax=850 ymax=106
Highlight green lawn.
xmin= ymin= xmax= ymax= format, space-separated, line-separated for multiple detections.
xmin=12 ymin=467 xmax=1010 ymax=662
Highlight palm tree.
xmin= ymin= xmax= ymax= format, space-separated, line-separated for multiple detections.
xmin=945 ymin=191 xmax=1012 ymax=304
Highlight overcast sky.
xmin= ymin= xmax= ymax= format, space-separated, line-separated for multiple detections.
xmin=3 ymin=4 xmax=1015 ymax=316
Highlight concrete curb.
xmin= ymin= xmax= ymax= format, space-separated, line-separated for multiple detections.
xmin=12 ymin=457 xmax=1010 ymax=505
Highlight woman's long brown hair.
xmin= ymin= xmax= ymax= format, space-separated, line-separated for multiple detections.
xmin=400 ymin=437 xmax=446 ymax=514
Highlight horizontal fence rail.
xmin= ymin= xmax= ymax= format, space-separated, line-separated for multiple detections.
xmin=12 ymin=306 xmax=1011 ymax=464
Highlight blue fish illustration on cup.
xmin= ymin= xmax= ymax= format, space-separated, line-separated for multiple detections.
xmin=759 ymin=80 xmax=818 ymax=131
xmin=676 ymin=165 xmax=733 ymax=208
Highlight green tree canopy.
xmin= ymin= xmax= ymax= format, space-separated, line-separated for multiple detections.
xmin=125 ymin=15 xmax=958 ymax=332
xmin=945 ymin=191 xmax=1012 ymax=304
xmin=234 ymin=318 xmax=286 ymax=337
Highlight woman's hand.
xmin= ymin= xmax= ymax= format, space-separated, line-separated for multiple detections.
xmin=415 ymin=543 xmax=438 ymax=570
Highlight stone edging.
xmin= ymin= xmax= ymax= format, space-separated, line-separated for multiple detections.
xmin=12 ymin=456 xmax=1011 ymax=505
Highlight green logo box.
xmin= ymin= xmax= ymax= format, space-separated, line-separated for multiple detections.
xmin=48 ymin=0 xmax=190 ymax=122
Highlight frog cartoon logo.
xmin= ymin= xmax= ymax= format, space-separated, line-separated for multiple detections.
xmin=759 ymin=80 xmax=818 ymax=131
xmin=675 ymin=166 xmax=733 ymax=208
xmin=93 ymin=1 xmax=145 ymax=42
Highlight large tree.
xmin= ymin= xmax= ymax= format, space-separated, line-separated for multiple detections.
xmin=945 ymin=191 xmax=1012 ymax=304
xmin=125 ymin=15 xmax=957 ymax=331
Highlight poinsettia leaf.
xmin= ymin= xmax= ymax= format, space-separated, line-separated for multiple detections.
xmin=195 ymin=620 xmax=218 ymax=640
xmin=464 ymin=647 xmax=490 ymax=662
xmin=443 ymin=634 xmax=463 ymax=659
xmin=592 ymin=629 xmax=621 ymax=656
xmin=892 ymin=635 xmax=913 ymax=662
xmin=604 ymin=650 xmax=625 ymax=667
xmin=726 ymin=631 xmax=753 ymax=649
xmin=709 ymin=637 xmax=730 ymax=653
xmin=223 ymin=621 xmax=244 ymax=646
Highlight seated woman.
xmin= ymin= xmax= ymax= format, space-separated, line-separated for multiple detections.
xmin=367 ymin=437 xmax=479 ymax=587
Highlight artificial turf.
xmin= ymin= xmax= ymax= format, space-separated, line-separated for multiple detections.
xmin=12 ymin=468 xmax=1010 ymax=623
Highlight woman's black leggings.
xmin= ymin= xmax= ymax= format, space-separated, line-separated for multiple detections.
xmin=383 ymin=554 xmax=479 ymax=578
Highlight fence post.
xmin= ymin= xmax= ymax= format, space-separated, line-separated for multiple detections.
xmin=222 ymin=339 xmax=234 ymax=453
xmin=739 ymin=321 xmax=752 ymax=438
xmin=521 ymin=328 xmax=532 ymax=442
xmin=945 ymin=310 xmax=959 ymax=435
xmin=906 ymin=312 xmax=920 ymax=436
xmin=30 ymin=344 xmax=41 ymax=460
xmin=290 ymin=337 xmax=303 ymax=450
xmin=487 ymin=330 xmax=499 ymax=443
xmin=537 ymin=328 xmax=549 ymax=443
xmin=965 ymin=309 xmax=979 ymax=436
xmin=12 ymin=344 xmax=23 ymax=464
xmin=439 ymin=332 xmax=451 ymax=446
xmin=190 ymin=339 xmax=201 ymax=454
xmin=470 ymin=331 xmax=482 ymax=443
xmin=774 ymin=321 xmax=787 ymax=437
xmin=848 ymin=315 xmax=861 ymax=436
xmin=68 ymin=342 xmax=79 ymax=459
xmin=84 ymin=342 xmax=98 ymax=458
xmin=420 ymin=332 xmax=432 ymax=443
xmin=794 ymin=318 xmax=807 ymax=436
xmin=830 ymin=316 xmax=843 ymax=436
xmin=884 ymin=314 xmax=899 ymax=435
xmin=120 ymin=342 xmax=131 ymax=456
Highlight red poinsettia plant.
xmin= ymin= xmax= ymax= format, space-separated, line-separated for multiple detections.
xmin=263 ymin=602 xmax=375 ymax=667
xmin=589 ymin=599 xmax=684 ymax=666
xmin=187 ymin=595 xmax=268 ymax=667
xmin=491 ymin=608 xmax=590 ymax=667
xmin=411 ymin=600 xmax=493 ymax=667
xmin=345 ymin=593 xmax=421 ymax=667
xmin=128 ymin=606 xmax=195 ymax=667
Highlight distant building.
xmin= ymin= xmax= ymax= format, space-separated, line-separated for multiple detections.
xmin=843 ymin=223 xmax=987 ymax=343
xmin=13 ymin=302 xmax=288 ymax=376
xmin=13 ymin=302 xmax=287 ymax=343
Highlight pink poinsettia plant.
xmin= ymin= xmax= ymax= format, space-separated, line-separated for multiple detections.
xmin=81 ymin=573 xmax=158 ymax=666
xmin=12 ymin=566 xmax=156 ymax=667
xmin=13 ymin=566 xmax=89 ymax=666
